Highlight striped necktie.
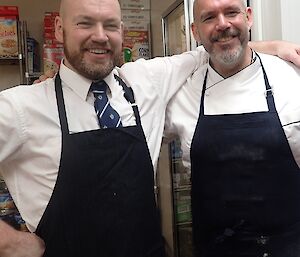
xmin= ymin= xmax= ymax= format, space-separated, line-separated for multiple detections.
xmin=90 ymin=80 xmax=122 ymax=128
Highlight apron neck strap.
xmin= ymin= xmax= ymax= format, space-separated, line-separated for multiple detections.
xmin=200 ymin=53 xmax=276 ymax=115
xmin=114 ymin=75 xmax=142 ymax=126
xmin=256 ymin=53 xmax=276 ymax=112
xmin=55 ymin=73 xmax=70 ymax=134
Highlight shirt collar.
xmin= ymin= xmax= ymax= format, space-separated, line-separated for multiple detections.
xmin=207 ymin=50 xmax=260 ymax=85
xmin=59 ymin=60 xmax=116 ymax=101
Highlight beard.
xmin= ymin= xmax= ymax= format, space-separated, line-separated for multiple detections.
xmin=212 ymin=44 xmax=244 ymax=65
xmin=63 ymin=34 xmax=121 ymax=80
xmin=210 ymin=28 xmax=247 ymax=66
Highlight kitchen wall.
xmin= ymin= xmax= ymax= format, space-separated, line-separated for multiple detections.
xmin=251 ymin=0 xmax=300 ymax=44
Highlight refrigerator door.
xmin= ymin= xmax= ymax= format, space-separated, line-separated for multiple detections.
xmin=157 ymin=1 xmax=195 ymax=256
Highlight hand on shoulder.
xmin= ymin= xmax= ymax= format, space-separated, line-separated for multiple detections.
xmin=275 ymin=41 xmax=300 ymax=67
xmin=33 ymin=70 xmax=56 ymax=84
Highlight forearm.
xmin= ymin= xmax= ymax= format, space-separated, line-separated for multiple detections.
xmin=249 ymin=40 xmax=279 ymax=55
xmin=249 ymin=40 xmax=300 ymax=67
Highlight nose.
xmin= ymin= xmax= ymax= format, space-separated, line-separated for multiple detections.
xmin=91 ymin=24 xmax=108 ymax=42
xmin=215 ymin=14 xmax=231 ymax=31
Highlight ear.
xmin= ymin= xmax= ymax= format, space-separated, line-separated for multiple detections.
xmin=120 ymin=21 xmax=124 ymax=42
xmin=191 ymin=22 xmax=201 ymax=43
xmin=245 ymin=7 xmax=253 ymax=30
xmin=55 ymin=16 xmax=64 ymax=43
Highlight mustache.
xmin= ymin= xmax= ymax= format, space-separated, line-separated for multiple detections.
xmin=82 ymin=42 xmax=110 ymax=50
xmin=211 ymin=29 xmax=239 ymax=42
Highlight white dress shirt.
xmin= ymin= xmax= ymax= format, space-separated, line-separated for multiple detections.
xmin=0 ymin=48 xmax=207 ymax=231
xmin=165 ymin=52 xmax=300 ymax=172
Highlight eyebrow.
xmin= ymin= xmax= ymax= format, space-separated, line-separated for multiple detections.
xmin=199 ymin=5 xmax=243 ymax=20
xmin=199 ymin=11 xmax=216 ymax=20
xmin=73 ymin=15 xmax=120 ymax=23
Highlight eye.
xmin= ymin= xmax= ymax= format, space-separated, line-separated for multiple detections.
xmin=225 ymin=10 xmax=241 ymax=18
xmin=76 ymin=21 xmax=92 ymax=28
xmin=105 ymin=23 xmax=120 ymax=31
xmin=201 ymin=15 xmax=214 ymax=23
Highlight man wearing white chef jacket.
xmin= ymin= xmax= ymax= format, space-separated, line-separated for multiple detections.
xmin=165 ymin=0 xmax=300 ymax=256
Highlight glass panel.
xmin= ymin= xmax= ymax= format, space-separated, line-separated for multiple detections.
xmin=163 ymin=2 xmax=187 ymax=56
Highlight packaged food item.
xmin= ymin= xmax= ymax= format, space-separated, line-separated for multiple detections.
xmin=175 ymin=190 xmax=192 ymax=223
xmin=43 ymin=43 xmax=64 ymax=73
xmin=27 ymin=37 xmax=40 ymax=73
xmin=43 ymin=12 xmax=60 ymax=45
xmin=0 ymin=6 xmax=19 ymax=58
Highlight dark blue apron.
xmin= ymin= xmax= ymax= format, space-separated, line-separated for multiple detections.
xmin=190 ymin=54 xmax=300 ymax=257
xmin=35 ymin=74 xmax=165 ymax=257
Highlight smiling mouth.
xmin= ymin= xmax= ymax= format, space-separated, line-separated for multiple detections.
xmin=88 ymin=49 xmax=110 ymax=54
xmin=217 ymin=36 xmax=235 ymax=42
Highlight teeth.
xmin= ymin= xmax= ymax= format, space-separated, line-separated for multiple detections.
xmin=218 ymin=36 xmax=233 ymax=42
xmin=89 ymin=49 xmax=108 ymax=54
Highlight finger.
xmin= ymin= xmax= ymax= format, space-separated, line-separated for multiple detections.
xmin=33 ymin=79 xmax=41 ymax=84
xmin=38 ymin=75 xmax=48 ymax=82
xmin=45 ymin=69 xmax=56 ymax=78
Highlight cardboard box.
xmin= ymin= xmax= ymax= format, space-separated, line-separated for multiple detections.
xmin=0 ymin=6 xmax=19 ymax=58
xmin=120 ymin=0 xmax=150 ymax=10
xmin=44 ymin=12 xmax=60 ymax=45
xmin=0 ymin=6 xmax=19 ymax=18
xmin=0 ymin=18 xmax=18 ymax=58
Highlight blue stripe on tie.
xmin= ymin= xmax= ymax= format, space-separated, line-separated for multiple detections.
xmin=90 ymin=80 xmax=123 ymax=128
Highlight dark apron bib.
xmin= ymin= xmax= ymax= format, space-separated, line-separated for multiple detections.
xmin=190 ymin=54 xmax=300 ymax=257
xmin=35 ymin=74 xmax=165 ymax=257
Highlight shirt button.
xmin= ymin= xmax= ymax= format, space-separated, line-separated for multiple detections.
xmin=263 ymin=253 xmax=269 ymax=257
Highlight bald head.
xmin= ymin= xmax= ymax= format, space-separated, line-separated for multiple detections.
xmin=193 ymin=0 xmax=246 ymax=21
xmin=59 ymin=0 xmax=121 ymax=19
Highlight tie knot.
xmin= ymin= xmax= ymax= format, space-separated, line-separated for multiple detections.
xmin=90 ymin=80 xmax=107 ymax=94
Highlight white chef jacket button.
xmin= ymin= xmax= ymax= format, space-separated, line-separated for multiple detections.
xmin=263 ymin=253 xmax=269 ymax=257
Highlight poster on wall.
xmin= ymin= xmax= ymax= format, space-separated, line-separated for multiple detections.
xmin=123 ymin=20 xmax=150 ymax=62
xmin=121 ymin=5 xmax=151 ymax=63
